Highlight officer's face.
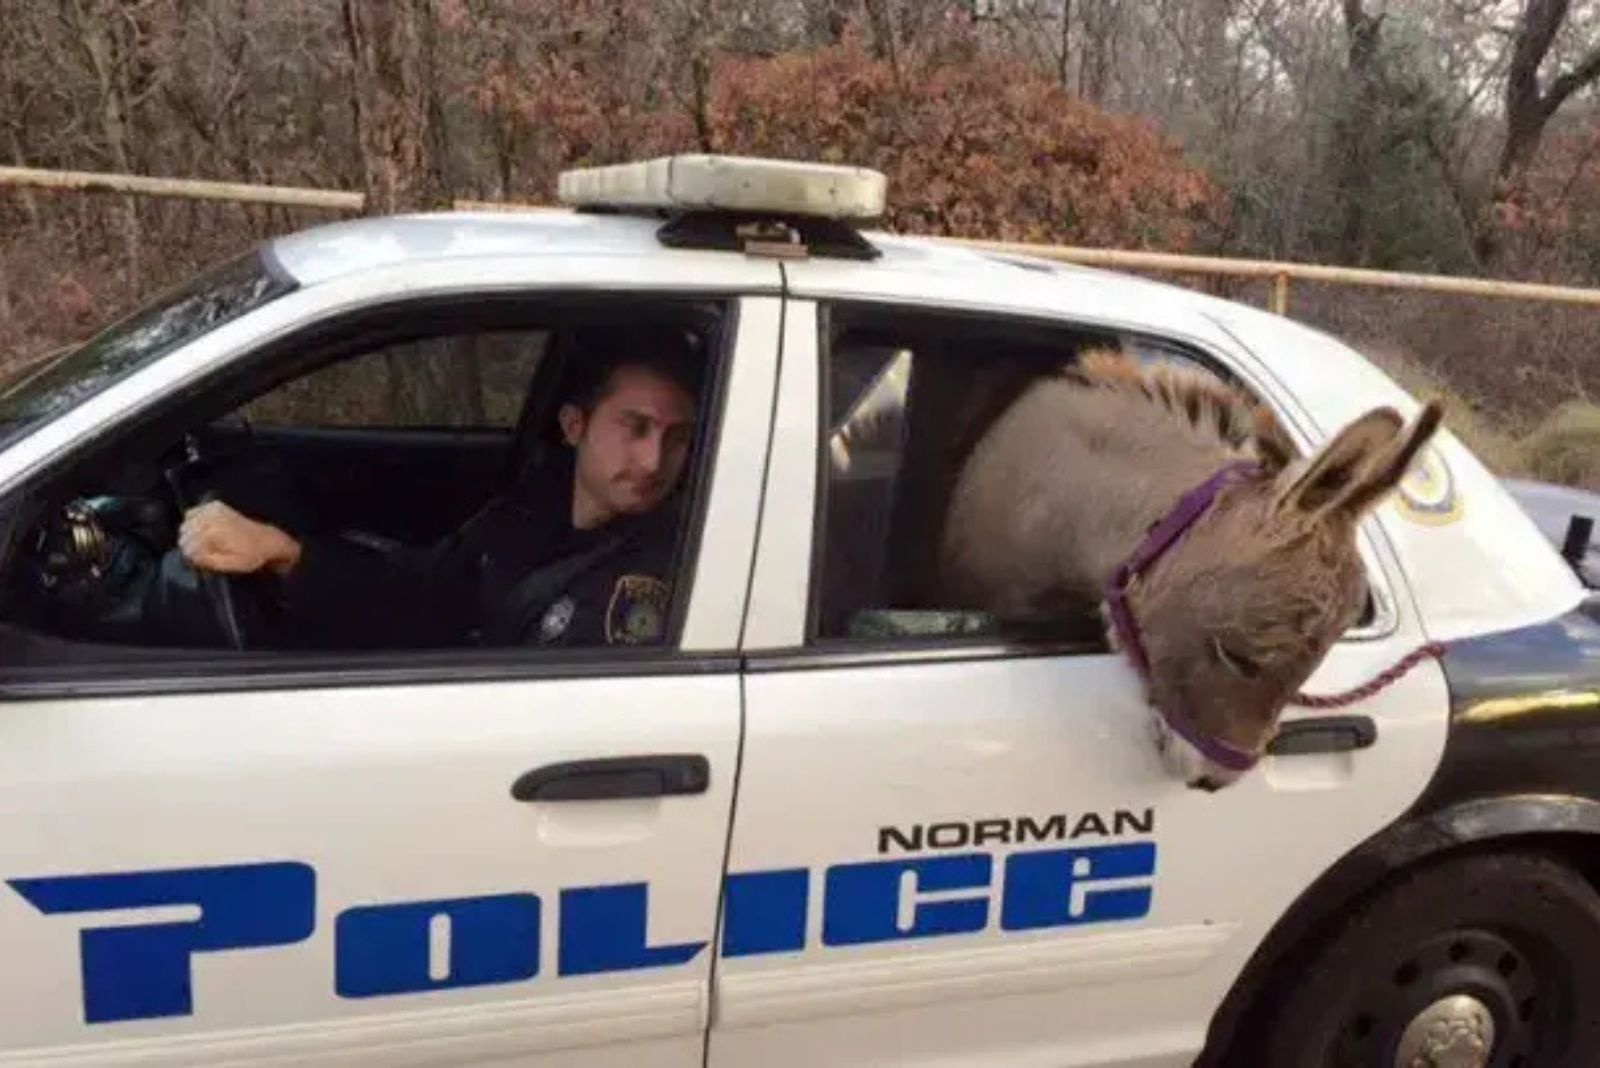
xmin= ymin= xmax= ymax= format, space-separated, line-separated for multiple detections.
xmin=562 ymin=365 xmax=696 ymax=526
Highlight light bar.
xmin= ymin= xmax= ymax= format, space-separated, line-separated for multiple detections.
xmin=558 ymin=154 xmax=886 ymax=221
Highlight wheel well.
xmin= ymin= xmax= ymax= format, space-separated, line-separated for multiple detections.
xmin=1196 ymin=829 xmax=1600 ymax=1066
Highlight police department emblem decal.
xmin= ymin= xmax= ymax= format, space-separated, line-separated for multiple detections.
xmin=1395 ymin=442 xmax=1462 ymax=525
xmin=540 ymin=596 xmax=576 ymax=642
xmin=606 ymin=575 xmax=669 ymax=644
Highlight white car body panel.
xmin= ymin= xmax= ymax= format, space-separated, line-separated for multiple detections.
xmin=0 ymin=677 xmax=738 ymax=1067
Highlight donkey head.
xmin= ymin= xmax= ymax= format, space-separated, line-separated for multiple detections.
xmin=1121 ymin=400 xmax=1443 ymax=790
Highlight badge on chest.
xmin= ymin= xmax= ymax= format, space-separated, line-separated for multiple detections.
xmin=605 ymin=574 xmax=669 ymax=645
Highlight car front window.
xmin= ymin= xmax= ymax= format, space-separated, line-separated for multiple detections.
xmin=0 ymin=249 xmax=295 ymax=452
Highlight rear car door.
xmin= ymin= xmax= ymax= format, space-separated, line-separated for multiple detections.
xmin=0 ymin=245 xmax=784 ymax=1066
xmin=709 ymin=266 xmax=1450 ymax=1067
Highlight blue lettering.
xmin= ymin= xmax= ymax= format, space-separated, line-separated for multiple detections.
xmin=1000 ymin=842 xmax=1157 ymax=931
xmin=335 ymin=894 xmax=540 ymax=998
xmin=722 ymin=869 xmax=809 ymax=957
xmin=8 ymin=862 xmax=313 ymax=1023
xmin=559 ymin=884 xmax=705 ymax=976
xmin=9 ymin=840 xmax=1161 ymax=1020
xmin=822 ymin=854 xmax=991 ymax=946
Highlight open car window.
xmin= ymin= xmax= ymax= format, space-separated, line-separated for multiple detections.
xmin=242 ymin=331 xmax=550 ymax=430
xmin=0 ymin=250 xmax=295 ymax=453
xmin=809 ymin=305 xmax=1378 ymax=647
xmin=0 ymin=295 xmax=730 ymax=676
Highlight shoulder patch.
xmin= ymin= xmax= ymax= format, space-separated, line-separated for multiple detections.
xmin=605 ymin=574 xmax=670 ymax=645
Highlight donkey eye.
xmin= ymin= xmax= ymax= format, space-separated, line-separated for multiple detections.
xmin=1212 ymin=638 xmax=1262 ymax=678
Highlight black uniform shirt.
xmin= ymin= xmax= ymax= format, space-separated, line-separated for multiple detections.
xmin=272 ymin=451 xmax=679 ymax=650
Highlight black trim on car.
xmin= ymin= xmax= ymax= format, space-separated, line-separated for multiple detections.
xmin=1198 ymin=594 xmax=1600 ymax=1065
xmin=743 ymin=636 xmax=1104 ymax=673
xmin=0 ymin=632 xmax=741 ymax=700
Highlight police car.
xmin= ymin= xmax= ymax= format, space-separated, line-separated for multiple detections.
xmin=0 ymin=154 xmax=1596 ymax=1068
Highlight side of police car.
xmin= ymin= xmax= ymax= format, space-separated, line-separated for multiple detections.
xmin=0 ymin=156 xmax=1596 ymax=1068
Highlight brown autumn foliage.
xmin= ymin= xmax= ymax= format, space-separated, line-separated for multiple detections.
xmin=1 ymin=0 xmax=1597 ymax=490
xmin=706 ymin=29 xmax=1221 ymax=247
xmin=0 ymin=6 xmax=1219 ymax=369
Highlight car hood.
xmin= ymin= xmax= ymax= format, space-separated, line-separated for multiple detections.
xmin=1502 ymin=477 xmax=1599 ymax=588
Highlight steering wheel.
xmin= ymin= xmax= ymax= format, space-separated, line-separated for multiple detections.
xmin=163 ymin=434 xmax=249 ymax=650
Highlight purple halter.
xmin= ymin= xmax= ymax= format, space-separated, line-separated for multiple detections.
xmin=1104 ymin=461 xmax=1261 ymax=773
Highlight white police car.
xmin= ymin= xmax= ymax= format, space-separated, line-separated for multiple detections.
xmin=0 ymin=155 xmax=1597 ymax=1068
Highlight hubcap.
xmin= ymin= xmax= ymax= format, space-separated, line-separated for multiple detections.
xmin=1335 ymin=929 xmax=1543 ymax=1068
xmin=1393 ymin=994 xmax=1496 ymax=1068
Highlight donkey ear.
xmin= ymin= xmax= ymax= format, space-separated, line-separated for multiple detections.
xmin=1322 ymin=399 xmax=1445 ymax=519
xmin=1272 ymin=407 xmax=1403 ymax=518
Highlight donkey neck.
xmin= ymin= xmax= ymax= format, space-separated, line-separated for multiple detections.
xmin=1071 ymin=389 xmax=1255 ymax=587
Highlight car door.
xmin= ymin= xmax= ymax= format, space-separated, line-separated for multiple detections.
xmin=708 ymin=279 xmax=1450 ymax=1067
xmin=0 ymin=257 xmax=784 ymax=1065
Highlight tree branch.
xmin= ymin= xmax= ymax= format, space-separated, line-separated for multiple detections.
xmin=1543 ymin=43 xmax=1600 ymax=118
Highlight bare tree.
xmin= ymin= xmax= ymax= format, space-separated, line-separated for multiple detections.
xmin=340 ymin=0 xmax=451 ymax=214
xmin=61 ymin=0 xmax=165 ymax=291
xmin=1480 ymin=0 xmax=1600 ymax=261
xmin=1335 ymin=0 xmax=1385 ymax=263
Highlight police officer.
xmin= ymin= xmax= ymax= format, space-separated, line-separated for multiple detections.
xmin=175 ymin=343 xmax=700 ymax=650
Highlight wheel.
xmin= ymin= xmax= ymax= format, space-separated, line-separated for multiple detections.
xmin=1258 ymin=851 xmax=1600 ymax=1068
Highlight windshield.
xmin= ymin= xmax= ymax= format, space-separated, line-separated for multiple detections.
xmin=0 ymin=249 xmax=296 ymax=452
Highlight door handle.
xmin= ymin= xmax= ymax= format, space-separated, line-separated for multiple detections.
xmin=1267 ymin=715 xmax=1377 ymax=757
xmin=510 ymin=755 xmax=710 ymax=802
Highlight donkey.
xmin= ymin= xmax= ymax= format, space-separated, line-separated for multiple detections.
xmin=937 ymin=350 xmax=1443 ymax=790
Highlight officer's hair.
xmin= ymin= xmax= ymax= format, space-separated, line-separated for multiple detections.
xmin=561 ymin=324 xmax=705 ymax=415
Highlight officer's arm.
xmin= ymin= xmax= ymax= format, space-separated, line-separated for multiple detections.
xmin=179 ymin=501 xmax=476 ymax=647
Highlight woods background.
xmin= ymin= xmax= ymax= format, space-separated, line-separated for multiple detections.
xmin=2 ymin=0 xmax=1598 ymax=487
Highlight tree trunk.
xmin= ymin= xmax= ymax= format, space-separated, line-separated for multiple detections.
xmin=1057 ymin=0 xmax=1071 ymax=90
xmin=1336 ymin=0 xmax=1383 ymax=265
xmin=341 ymin=0 xmax=463 ymax=425
xmin=864 ymin=0 xmax=901 ymax=83
xmin=809 ymin=0 xmax=849 ymax=46
xmin=340 ymin=0 xmax=451 ymax=215
xmin=69 ymin=0 xmax=142 ymax=294
xmin=0 ymin=240 xmax=12 ymax=324
xmin=1080 ymin=0 xmax=1117 ymax=104
xmin=690 ymin=51 xmax=715 ymax=152
xmin=1478 ymin=0 xmax=1600 ymax=265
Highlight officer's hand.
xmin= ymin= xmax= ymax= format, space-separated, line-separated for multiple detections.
xmin=178 ymin=501 xmax=302 ymax=576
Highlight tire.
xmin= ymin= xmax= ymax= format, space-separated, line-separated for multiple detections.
xmin=1258 ymin=851 xmax=1600 ymax=1068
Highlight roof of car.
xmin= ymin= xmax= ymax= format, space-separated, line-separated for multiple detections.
xmin=267 ymin=209 xmax=1142 ymax=292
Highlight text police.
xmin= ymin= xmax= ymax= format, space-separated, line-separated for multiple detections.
xmin=10 ymin=833 xmax=1158 ymax=1024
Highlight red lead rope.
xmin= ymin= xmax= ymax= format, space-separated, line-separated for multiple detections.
xmin=1287 ymin=642 xmax=1449 ymax=710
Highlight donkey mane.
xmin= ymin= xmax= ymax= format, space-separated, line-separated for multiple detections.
xmin=1064 ymin=349 xmax=1296 ymax=472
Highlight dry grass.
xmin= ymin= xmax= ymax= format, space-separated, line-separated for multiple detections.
xmin=1351 ymin=338 xmax=1528 ymax=475
xmin=1521 ymin=402 xmax=1600 ymax=491
xmin=1343 ymin=336 xmax=1600 ymax=490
